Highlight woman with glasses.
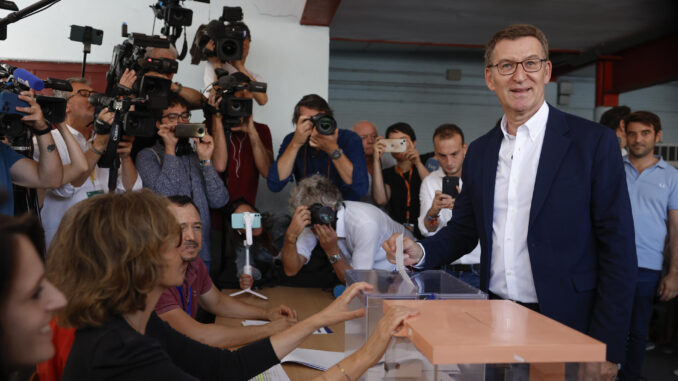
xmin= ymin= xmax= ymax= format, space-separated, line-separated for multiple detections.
xmin=136 ymin=92 xmax=228 ymax=270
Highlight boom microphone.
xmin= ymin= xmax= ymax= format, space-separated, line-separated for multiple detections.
xmin=13 ymin=68 xmax=44 ymax=91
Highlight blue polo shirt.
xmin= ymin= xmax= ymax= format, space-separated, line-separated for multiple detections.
xmin=624 ymin=155 xmax=678 ymax=270
xmin=0 ymin=141 xmax=24 ymax=216
xmin=267 ymin=129 xmax=368 ymax=201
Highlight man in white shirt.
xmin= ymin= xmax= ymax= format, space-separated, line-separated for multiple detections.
xmin=382 ymin=24 xmax=636 ymax=379
xmin=35 ymin=78 xmax=142 ymax=247
xmin=281 ymin=174 xmax=412 ymax=284
xmin=417 ymin=124 xmax=480 ymax=288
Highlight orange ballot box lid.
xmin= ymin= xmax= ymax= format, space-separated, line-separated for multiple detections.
xmin=383 ymin=299 xmax=606 ymax=365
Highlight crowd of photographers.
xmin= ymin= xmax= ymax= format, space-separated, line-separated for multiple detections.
xmin=2 ymin=7 xmax=678 ymax=380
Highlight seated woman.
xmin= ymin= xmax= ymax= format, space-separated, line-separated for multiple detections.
xmin=0 ymin=213 xmax=67 ymax=379
xmin=47 ymin=190 xmax=416 ymax=381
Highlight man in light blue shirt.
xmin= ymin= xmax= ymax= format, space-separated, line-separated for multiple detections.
xmin=621 ymin=110 xmax=678 ymax=381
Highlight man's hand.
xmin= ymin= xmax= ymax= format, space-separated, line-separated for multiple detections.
xmin=16 ymin=90 xmax=48 ymax=131
xmin=195 ymin=133 xmax=215 ymax=161
xmin=312 ymin=224 xmax=340 ymax=257
xmin=404 ymin=139 xmax=421 ymax=165
xmin=374 ymin=137 xmax=386 ymax=161
xmin=231 ymin=115 xmax=256 ymax=136
xmin=429 ymin=190 xmax=455 ymax=217
xmin=266 ymin=305 xmax=298 ymax=321
xmin=292 ymin=115 xmax=314 ymax=147
xmin=382 ymin=233 xmax=424 ymax=266
xmin=309 ymin=126 xmax=339 ymax=154
xmin=158 ymin=123 xmax=179 ymax=155
xmin=286 ymin=206 xmax=310 ymax=241
xmin=659 ymin=272 xmax=678 ymax=301
xmin=266 ymin=316 xmax=298 ymax=335
xmin=577 ymin=361 xmax=618 ymax=381
xmin=119 ymin=68 xmax=137 ymax=90
xmin=117 ymin=136 xmax=135 ymax=160
xmin=313 ymin=282 xmax=374 ymax=327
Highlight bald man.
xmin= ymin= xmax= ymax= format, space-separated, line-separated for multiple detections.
xmin=352 ymin=121 xmax=395 ymax=205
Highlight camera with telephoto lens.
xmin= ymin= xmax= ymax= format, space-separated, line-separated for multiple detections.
xmin=88 ymin=93 xmax=157 ymax=138
xmin=309 ymin=114 xmax=337 ymax=136
xmin=213 ymin=69 xmax=266 ymax=127
xmin=0 ymin=63 xmax=72 ymax=149
xmin=200 ymin=6 xmax=247 ymax=62
xmin=308 ymin=203 xmax=336 ymax=226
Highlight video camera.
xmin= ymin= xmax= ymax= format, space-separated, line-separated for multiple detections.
xmin=200 ymin=6 xmax=247 ymax=62
xmin=151 ymin=0 xmax=209 ymax=57
xmin=213 ymin=68 xmax=266 ymax=127
xmin=0 ymin=63 xmax=72 ymax=146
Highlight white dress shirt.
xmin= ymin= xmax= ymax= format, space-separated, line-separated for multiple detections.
xmin=417 ymin=167 xmax=480 ymax=264
xmin=490 ymin=101 xmax=549 ymax=303
xmin=296 ymin=201 xmax=413 ymax=270
xmin=34 ymin=125 xmax=143 ymax=248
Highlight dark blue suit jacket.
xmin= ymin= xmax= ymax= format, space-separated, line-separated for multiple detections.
xmin=420 ymin=104 xmax=636 ymax=362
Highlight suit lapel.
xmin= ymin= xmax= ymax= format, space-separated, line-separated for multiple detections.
xmin=529 ymin=105 xmax=572 ymax=229
xmin=482 ymin=127 xmax=503 ymax=251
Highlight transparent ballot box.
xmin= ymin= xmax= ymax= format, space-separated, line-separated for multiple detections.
xmin=344 ymin=269 xmax=488 ymax=380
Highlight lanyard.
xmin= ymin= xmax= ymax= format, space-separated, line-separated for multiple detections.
xmin=395 ymin=166 xmax=414 ymax=222
xmin=176 ymin=286 xmax=192 ymax=314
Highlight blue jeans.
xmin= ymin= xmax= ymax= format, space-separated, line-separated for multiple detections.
xmin=445 ymin=264 xmax=481 ymax=290
xmin=618 ymin=268 xmax=661 ymax=381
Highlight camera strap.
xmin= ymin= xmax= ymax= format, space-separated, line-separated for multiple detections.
xmin=395 ymin=166 xmax=414 ymax=222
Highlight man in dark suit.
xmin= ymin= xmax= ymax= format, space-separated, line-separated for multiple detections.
xmin=382 ymin=24 xmax=636 ymax=380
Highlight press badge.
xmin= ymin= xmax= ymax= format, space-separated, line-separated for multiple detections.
xmin=87 ymin=190 xmax=104 ymax=198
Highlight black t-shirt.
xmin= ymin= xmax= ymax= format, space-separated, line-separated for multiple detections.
xmin=382 ymin=166 xmax=422 ymax=227
xmin=62 ymin=312 xmax=279 ymax=381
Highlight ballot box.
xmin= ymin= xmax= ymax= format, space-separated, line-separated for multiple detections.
xmin=375 ymin=299 xmax=607 ymax=381
xmin=344 ymin=269 xmax=488 ymax=379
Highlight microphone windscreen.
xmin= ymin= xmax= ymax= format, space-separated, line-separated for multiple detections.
xmin=13 ymin=68 xmax=45 ymax=91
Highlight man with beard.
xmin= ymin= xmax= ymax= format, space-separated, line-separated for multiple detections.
xmin=155 ymin=195 xmax=297 ymax=348
xmin=619 ymin=111 xmax=678 ymax=380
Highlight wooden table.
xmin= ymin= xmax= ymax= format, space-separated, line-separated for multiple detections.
xmin=218 ymin=286 xmax=343 ymax=380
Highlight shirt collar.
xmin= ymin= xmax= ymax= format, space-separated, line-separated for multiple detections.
xmin=500 ymin=101 xmax=549 ymax=141
xmin=623 ymin=155 xmax=667 ymax=169
xmin=335 ymin=205 xmax=346 ymax=238
xmin=66 ymin=124 xmax=87 ymax=143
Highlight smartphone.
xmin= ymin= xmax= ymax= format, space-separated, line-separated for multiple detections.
xmin=382 ymin=138 xmax=407 ymax=153
xmin=175 ymin=123 xmax=206 ymax=138
xmin=442 ymin=176 xmax=460 ymax=198
xmin=231 ymin=213 xmax=261 ymax=229
xmin=69 ymin=25 xmax=104 ymax=45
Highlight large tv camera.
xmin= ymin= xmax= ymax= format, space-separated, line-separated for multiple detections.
xmin=200 ymin=6 xmax=247 ymax=62
xmin=150 ymin=0 xmax=209 ymax=58
xmin=213 ymin=69 xmax=266 ymax=127
xmin=0 ymin=63 xmax=72 ymax=149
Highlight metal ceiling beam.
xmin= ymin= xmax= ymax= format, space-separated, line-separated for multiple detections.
xmin=300 ymin=0 xmax=342 ymax=26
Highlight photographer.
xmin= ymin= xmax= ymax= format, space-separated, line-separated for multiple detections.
xmin=1 ymin=90 xmax=63 ymax=216
xmin=35 ymin=78 xmax=142 ymax=247
xmin=136 ymin=92 xmax=228 ymax=269
xmin=143 ymin=45 xmax=206 ymax=109
xmin=196 ymin=20 xmax=268 ymax=106
xmin=211 ymin=72 xmax=273 ymax=204
xmin=267 ymin=94 xmax=368 ymax=201
xmin=281 ymin=175 xmax=413 ymax=284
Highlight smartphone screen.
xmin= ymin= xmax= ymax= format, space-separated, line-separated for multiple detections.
xmin=442 ymin=176 xmax=460 ymax=198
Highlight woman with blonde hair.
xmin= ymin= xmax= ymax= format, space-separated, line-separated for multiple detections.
xmin=47 ymin=190 xmax=416 ymax=381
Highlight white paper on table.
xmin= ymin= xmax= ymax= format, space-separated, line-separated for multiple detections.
xmin=281 ymin=348 xmax=345 ymax=371
xmin=395 ymin=233 xmax=417 ymax=290
xmin=243 ymin=320 xmax=332 ymax=334
xmin=249 ymin=363 xmax=290 ymax=381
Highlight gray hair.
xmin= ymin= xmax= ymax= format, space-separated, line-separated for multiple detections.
xmin=52 ymin=77 xmax=90 ymax=99
xmin=145 ymin=44 xmax=179 ymax=60
xmin=289 ymin=175 xmax=343 ymax=213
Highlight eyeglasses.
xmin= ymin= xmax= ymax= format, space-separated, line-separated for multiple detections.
xmin=487 ymin=58 xmax=547 ymax=75
xmin=67 ymin=89 xmax=95 ymax=100
xmin=161 ymin=112 xmax=191 ymax=122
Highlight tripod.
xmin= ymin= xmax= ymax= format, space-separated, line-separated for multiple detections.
xmin=230 ymin=212 xmax=267 ymax=300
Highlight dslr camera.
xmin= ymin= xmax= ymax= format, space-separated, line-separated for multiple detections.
xmin=200 ymin=6 xmax=247 ymax=62
xmin=213 ymin=69 xmax=266 ymax=127
xmin=308 ymin=203 xmax=336 ymax=226
xmin=309 ymin=114 xmax=337 ymax=136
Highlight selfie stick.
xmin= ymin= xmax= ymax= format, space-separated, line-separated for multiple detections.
xmin=230 ymin=212 xmax=268 ymax=300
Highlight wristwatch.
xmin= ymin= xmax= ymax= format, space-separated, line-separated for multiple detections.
xmin=328 ymin=253 xmax=343 ymax=264
xmin=329 ymin=148 xmax=343 ymax=160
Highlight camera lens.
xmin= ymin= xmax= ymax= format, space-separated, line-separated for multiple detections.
xmin=220 ymin=40 xmax=238 ymax=57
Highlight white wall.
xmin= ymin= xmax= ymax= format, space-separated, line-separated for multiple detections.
xmin=0 ymin=0 xmax=329 ymax=211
